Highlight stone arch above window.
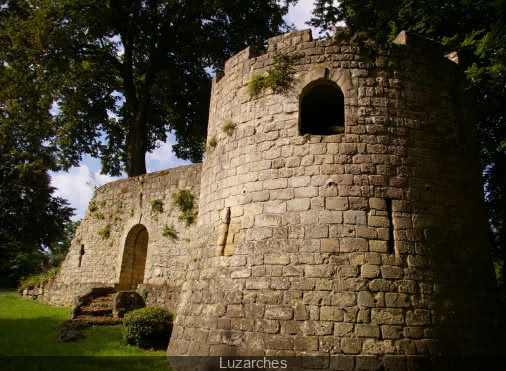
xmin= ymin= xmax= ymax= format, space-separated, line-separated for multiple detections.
xmin=299 ymin=79 xmax=345 ymax=135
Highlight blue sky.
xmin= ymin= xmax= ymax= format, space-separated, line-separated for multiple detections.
xmin=50 ymin=0 xmax=318 ymax=220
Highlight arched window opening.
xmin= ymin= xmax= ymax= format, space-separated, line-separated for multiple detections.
xmin=300 ymin=81 xmax=345 ymax=135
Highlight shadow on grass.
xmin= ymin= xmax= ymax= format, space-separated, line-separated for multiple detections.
xmin=0 ymin=317 xmax=171 ymax=370
xmin=1 ymin=356 xmax=170 ymax=371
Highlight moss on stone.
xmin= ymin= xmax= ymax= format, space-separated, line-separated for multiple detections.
xmin=151 ymin=199 xmax=164 ymax=214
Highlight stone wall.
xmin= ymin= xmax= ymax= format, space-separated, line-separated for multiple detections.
xmin=137 ymin=283 xmax=181 ymax=314
xmin=166 ymin=28 xmax=500 ymax=361
xmin=42 ymin=164 xmax=202 ymax=306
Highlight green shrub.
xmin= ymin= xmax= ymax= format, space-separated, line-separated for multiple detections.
xmin=123 ymin=307 xmax=174 ymax=349
xmin=151 ymin=199 xmax=164 ymax=213
xmin=172 ymin=190 xmax=197 ymax=226
xmin=19 ymin=267 xmax=60 ymax=289
xmin=95 ymin=212 xmax=105 ymax=220
xmin=303 ymin=133 xmax=312 ymax=143
xmin=99 ymin=200 xmax=106 ymax=208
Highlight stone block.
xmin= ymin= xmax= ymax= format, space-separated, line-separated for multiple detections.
xmin=264 ymin=335 xmax=293 ymax=350
xmin=341 ymin=338 xmax=362 ymax=354
xmin=255 ymin=319 xmax=279 ymax=334
xmin=341 ymin=238 xmax=368 ymax=252
xmin=321 ymin=239 xmax=340 ymax=253
xmin=320 ymin=306 xmax=344 ymax=321
xmin=334 ymin=323 xmax=354 ymax=337
xmin=294 ymin=336 xmax=319 ymax=351
xmin=381 ymin=325 xmax=403 ymax=340
xmin=371 ymin=309 xmax=404 ymax=325
xmin=355 ymin=324 xmax=380 ymax=338
xmin=344 ymin=210 xmax=367 ymax=225
xmin=287 ymin=198 xmax=311 ymax=211
xmin=385 ymin=293 xmax=410 ymax=308
xmin=265 ymin=305 xmax=293 ymax=320
xmin=406 ymin=310 xmax=431 ymax=326
xmin=361 ymin=265 xmax=380 ymax=279
xmin=303 ymin=321 xmax=334 ymax=336
xmin=326 ymin=197 xmax=349 ymax=210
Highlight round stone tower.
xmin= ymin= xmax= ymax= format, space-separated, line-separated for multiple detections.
xmin=167 ymin=29 xmax=500 ymax=366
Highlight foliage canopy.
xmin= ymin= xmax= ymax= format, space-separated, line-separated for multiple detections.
xmin=1 ymin=0 xmax=297 ymax=177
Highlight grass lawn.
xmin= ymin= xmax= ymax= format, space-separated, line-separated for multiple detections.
xmin=0 ymin=294 xmax=171 ymax=370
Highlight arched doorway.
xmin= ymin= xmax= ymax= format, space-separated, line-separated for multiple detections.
xmin=119 ymin=224 xmax=149 ymax=290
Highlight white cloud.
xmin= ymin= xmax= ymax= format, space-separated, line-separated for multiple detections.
xmin=286 ymin=0 xmax=344 ymax=37
xmin=51 ymin=164 xmax=120 ymax=220
xmin=286 ymin=0 xmax=316 ymax=31
xmin=146 ymin=133 xmax=190 ymax=172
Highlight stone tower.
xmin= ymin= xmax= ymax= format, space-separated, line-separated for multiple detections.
xmin=166 ymin=28 xmax=500 ymax=366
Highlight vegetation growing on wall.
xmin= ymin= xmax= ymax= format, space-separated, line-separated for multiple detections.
xmin=248 ymin=53 xmax=299 ymax=98
xmin=205 ymin=135 xmax=218 ymax=152
xmin=162 ymin=225 xmax=178 ymax=240
xmin=89 ymin=201 xmax=98 ymax=213
xmin=222 ymin=120 xmax=236 ymax=136
xmin=19 ymin=267 xmax=60 ymax=290
xmin=172 ymin=190 xmax=197 ymax=226
xmin=151 ymin=199 xmax=164 ymax=214
xmin=98 ymin=224 xmax=111 ymax=239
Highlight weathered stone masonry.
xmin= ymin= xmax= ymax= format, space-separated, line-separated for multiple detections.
xmin=167 ymin=29 xmax=500 ymax=360
xmin=40 ymin=27 xmax=501 ymax=365
xmin=37 ymin=164 xmax=201 ymax=310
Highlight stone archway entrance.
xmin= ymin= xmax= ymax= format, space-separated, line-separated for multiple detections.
xmin=118 ymin=224 xmax=148 ymax=290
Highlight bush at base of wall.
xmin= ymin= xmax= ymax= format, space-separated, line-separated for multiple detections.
xmin=122 ymin=306 xmax=174 ymax=349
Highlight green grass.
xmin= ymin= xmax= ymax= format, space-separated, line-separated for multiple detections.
xmin=0 ymin=294 xmax=170 ymax=370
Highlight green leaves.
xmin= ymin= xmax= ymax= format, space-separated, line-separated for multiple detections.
xmin=2 ymin=0 xmax=297 ymax=176
xmin=1 ymin=2 xmax=74 ymax=285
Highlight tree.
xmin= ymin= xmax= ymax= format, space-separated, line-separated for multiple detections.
xmin=4 ymin=0 xmax=297 ymax=177
xmin=0 ymin=2 xmax=75 ymax=286
xmin=310 ymin=0 xmax=506 ymax=302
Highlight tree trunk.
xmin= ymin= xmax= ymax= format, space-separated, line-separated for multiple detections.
xmin=126 ymin=117 xmax=147 ymax=177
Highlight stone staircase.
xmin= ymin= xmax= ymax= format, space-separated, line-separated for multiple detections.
xmin=72 ymin=288 xmax=122 ymax=325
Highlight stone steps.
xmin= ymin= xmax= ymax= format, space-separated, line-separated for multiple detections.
xmin=74 ymin=293 xmax=120 ymax=325
xmin=74 ymin=314 xmax=122 ymax=325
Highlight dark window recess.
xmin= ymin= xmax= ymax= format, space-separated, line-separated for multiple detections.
xmin=300 ymin=82 xmax=345 ymax=135
xmin=78 ymin=244 xmax=85 ymax=267
xmin=219 ymin=207 xmax=231 ymax=256
xmin=386 ymin=199 xmax=395 ymax=255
